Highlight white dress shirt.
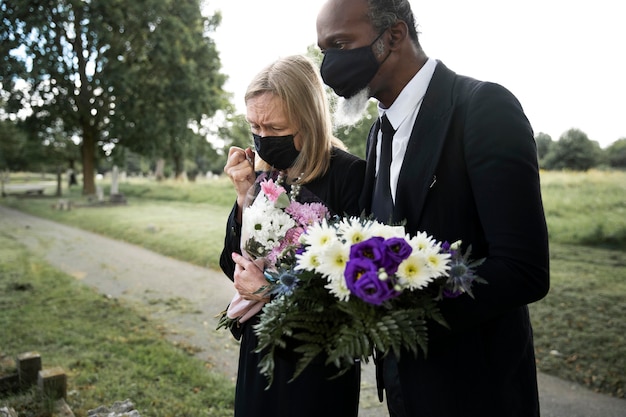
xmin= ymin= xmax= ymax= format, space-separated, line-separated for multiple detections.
xmin=376 ymin=58 xmax=437 ymax=202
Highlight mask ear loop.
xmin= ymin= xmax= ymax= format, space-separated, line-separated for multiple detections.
xmin=373 ymin=28 xmax=392 ymax=63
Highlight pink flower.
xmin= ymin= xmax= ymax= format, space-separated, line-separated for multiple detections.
xmin=286 ymin=201 xmax=328 ymax=226
xmin=268 ymin=226 xmax=304 ymax=264
xmin=260 ymin=179 xmax=286 ymax=203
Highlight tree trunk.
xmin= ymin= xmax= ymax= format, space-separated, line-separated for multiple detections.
xmin=174 ymin=154 xmax=185 ymax=181
xmin=56 ymin=166 xmax=62 ymax=197
xmin=155 ymin=159 xmax=165 ymax=181
xmin=81 ymin=131 xmax=97 ymax=195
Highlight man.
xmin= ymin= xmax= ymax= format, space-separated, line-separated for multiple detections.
xmin=316 ymin=1 xmax=550 ymax=416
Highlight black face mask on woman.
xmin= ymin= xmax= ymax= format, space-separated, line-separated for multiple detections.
xmin=253 ymin=133 xmax=300 ymax=170
xmin=320 ymin=30 xmax=388 ymax=98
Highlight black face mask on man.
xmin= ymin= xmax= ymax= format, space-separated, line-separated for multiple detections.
xmin=320 ymin=30 xmax=389 ymax=98
xmin=253 ymin=133 xmax=300 ymax=170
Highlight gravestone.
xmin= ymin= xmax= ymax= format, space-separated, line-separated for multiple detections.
xmin=109 ymin=166 xmax=126 ymax=204
xmin=96 ymin=185 xmax=104 ymax=202
xmin=111 ymin=166 xmax=119 ymax=195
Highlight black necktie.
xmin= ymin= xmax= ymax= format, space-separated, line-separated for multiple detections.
xmin=371 ymin=114 xmax=395 ymax=223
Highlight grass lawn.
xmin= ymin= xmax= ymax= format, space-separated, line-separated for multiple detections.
xmin=0 ymin=234 xmax=235 ymax=416
xmin=1 ymin=171 xmax=625 ymax=403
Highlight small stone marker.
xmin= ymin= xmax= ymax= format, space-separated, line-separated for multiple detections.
xmin=38 ymin=366 xmax=67 ymax=399
xmin=16 ymin=352 xmax=41 ymax=388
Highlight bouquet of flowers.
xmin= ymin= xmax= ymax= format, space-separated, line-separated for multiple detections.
xmin=252 ymin=216 xmax=485 ymax=386
xmin=221 ymin=173 xmax=329 ymax=324
xmin=217 ymin=173 xmax=485 ymax=387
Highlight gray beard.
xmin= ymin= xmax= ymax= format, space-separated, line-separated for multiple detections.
xmin=333 ymin=88 xmax=371 ymax=127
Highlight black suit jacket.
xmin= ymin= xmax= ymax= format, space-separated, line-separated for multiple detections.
xmin=361 ymin=61 xmax=550 ymax=417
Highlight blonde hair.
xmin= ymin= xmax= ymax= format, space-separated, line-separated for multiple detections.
xmin=245 ymin=55 xmax=346 ymax=184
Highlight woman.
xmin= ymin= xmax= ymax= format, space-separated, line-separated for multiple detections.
xmin=219 ymin=55 xmax=364 ymax=417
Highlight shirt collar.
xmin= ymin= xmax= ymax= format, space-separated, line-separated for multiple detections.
xmin=378 ymin=58 xmax=438 ymax=130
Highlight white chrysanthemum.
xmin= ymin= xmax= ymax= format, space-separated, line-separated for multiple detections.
xmin=316 ymin=241 xmax=350 ymax=278
xmin=396 ymin=252 xmax=435 ymax=290
xmin=242 ymin=203 xmax=274 ymax=251
xmin=425 ymin=248 xmax=451 ymax=276
xmin=253 ymin=209 xmax=294 ymax=249
xmin=336 ymin=217 xmax=371 ymax=245
xmin=241 ymin=202 xmax=265 ymax=232
xmin=325 ymin=274 xmax=351 ymax=301
xmin=301 ymin=218 xmax=337 ymax=249
xmin=409 ymin=231 xmax=438 ymax=253
xmin=295 ymin=248 xmax=321 ymax=271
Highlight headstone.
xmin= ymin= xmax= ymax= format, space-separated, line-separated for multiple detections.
xmin=111 ymin=166 xmax=119 ymax=195
xmin=17 ymin=352 xmax=41 ymax=388
xmin=109 ymin=165 xmax=127 ymax=204
xmin=96 ymin=185 xmax=104 ymax=202
xmin=38 ymin=367 xmax=67 ymax=399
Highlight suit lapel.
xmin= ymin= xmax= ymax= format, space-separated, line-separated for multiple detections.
xmin=359 ymin=119 xmax=380 ymax=213
xmin=393 ymin=62 xmax=456 ymax=227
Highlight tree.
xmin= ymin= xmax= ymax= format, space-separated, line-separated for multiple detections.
xmin=0 ymin=119 xmax=28 ymax=171
xmin=1 ymin=0 xmax=227 ymax=195
xmin=218 ymin=110 xmax=253 ymax=150
xmin=534 ymin=132 xmax=552 ymax=169
xmin=606 ymin=138 xmax=626 ymax=169
xmin=543 ymin=128 xmax=602 ymax=171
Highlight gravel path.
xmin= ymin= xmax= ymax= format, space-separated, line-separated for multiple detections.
xmin=1 ymin=205 xmax=624 ymax=417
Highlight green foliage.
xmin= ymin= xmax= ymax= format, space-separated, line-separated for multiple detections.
xmin=1 ymin=0 xmax=228 ymax=193
xmin=543 ymin=128 xmax=603 ymax=171
xmin=0 ymin=234 xmax=235 ymax=416
xmin=535 ymin=131 xmax=553 ymax=169
xmin=218 ymin=111 xmax=254 ymax=151
xmin=251 ymin=269 xmax=444 ymax=387
xmin=606 ymin=138 xmax=626 ymax=168
xmin=0 ymin=119 xmax=29 ymax=171
xmin=0 ymin=117 xmax=80 ymax=174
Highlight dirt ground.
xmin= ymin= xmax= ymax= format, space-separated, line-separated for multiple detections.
xmin=1 ymin=205 xmax=624 ymax=417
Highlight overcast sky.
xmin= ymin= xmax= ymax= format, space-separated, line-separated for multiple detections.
xmin=204 ymin=0 xmax=625 ymax=148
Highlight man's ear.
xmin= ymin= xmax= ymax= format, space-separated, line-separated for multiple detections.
xmin=388 ymin=20 xmax=408 ymax=49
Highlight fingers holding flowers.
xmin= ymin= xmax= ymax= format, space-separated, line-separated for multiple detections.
xmin=232 ymin=252 xmax=270 ymax=301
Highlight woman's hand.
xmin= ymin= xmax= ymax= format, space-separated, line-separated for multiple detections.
xmin=231 ymin=252 xmax=270 ymax=302
xmin=224 ymin=146 xmax=255 ymax=205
